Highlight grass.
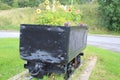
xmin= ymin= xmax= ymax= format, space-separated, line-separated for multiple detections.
xmin=71 ymin=46 xmax=120 ymax=80
xmin=0 ymin=38 xmax=24 ymax=80
xmin=33 ymin=74 xmax=65 ymax=80
xmin=0 ymin=8 xmax=35 ymax=30
xmin=87 ymin=46 xmax=120 ymax=80
xmin=0 ymin=38 xmax=120 ymax=80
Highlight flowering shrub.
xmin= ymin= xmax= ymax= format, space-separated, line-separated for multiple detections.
xmin=35 ymin=9 xmax=82 ymax=26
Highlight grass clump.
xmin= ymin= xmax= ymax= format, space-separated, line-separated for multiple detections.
xmin=33 ymin=74 xmax=65 ymax=80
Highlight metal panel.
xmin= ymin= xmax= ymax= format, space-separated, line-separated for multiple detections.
xmin=20 ymin=24 xmax=88 ymax=64
xmin=20 ymin=24 xmax=70 ymax=64
xmin=68 ymin=27 xmax=88 ymax=62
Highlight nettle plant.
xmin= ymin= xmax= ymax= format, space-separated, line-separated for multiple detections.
xmin=98 ymin=0 xmax=120 ymax=31
xmin=35 ymin=0 xmax=82 ymax=26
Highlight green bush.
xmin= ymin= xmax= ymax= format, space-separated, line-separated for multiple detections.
xmin=0 ymin=2 xmax=11 ymax=10
xmin=36 ymin=10 xmax=81 ymax=26
xmin=78 ymin=0 xmax=89 ymax=4
xmin=98 ymin=0 xmax=120 ymax=32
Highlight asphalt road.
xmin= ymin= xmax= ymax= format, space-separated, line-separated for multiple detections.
xmin=0 ymin=31 xmax=120 ymax=53
xmin=88 ymin=35 xmax=120 ymax=53
xmin=0 ymin=31 xmax=19 ymax=38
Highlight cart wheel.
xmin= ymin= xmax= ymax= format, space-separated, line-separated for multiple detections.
xmin=77 ymin=55 xmax=81 ymax=67
xmin=29 ymin=63 xmax=44 ymax=78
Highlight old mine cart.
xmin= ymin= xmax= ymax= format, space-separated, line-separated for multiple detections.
xmin=20 ymin=24 xmax=88 ymax=79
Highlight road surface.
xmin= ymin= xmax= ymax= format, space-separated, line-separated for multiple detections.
xmin=0 ymin=31 xmax=19 ymax=38
xmin=0 ymin=31 xmax=120 ymax=53
xmin=88 ymin=35 xmax=120 ymax=53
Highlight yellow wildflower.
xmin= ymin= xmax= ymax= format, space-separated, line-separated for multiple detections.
xmin=36 ymin=9 xmax=41 ymax=14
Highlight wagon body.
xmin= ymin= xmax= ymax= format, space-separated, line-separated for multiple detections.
xmin=20 ymin=24 xmax=88 ymax=78
xmin=20 ymin=24 xmax=87 ymax=63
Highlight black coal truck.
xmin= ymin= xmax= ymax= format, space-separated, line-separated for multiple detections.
xmin=20 ymin=24 xmax=88 ymax=79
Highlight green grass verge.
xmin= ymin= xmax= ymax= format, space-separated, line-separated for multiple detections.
xmin=0 ymin=25 xmax=19 ymax=30
xmin=71 ymin=46 xmax=120 ymax=80
xmin=0 ymin=38 xmax=120 ymax=80
xmin=87 ymin=46 xmax=120 ymax=80
xmin=0 ymin=38 xmax=24 ymax=80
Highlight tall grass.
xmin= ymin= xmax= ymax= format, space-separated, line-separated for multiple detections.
xmin=75 ymin=3 xmax=105 ymax=33
xmin=0 ymin=8 xmax=35 ymax=30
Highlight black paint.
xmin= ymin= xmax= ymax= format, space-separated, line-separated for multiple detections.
xmin=20 ymin=24 xmax=88 ymax=78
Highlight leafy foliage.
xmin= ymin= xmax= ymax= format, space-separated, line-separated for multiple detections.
xmin=78 ymin=0 xmax=89 ymax=4
xmin=36 ymin=10 xmax=81 ymax=26
xmin=98 ymin=0 xmax=120 ymax=31
xmin=0 ymin=0 xmax=44 ymax=9
xmin=12 ymin=0 xmax=18 ymax=8
xmin=1 ymin=0 xmax=13 ymax=6
xmin=59 ymin=0 xmax=71 ymax=5
xmin=0 ymin=1 xmax=11 ymax=10
xmin=18 ymin=0 xmax=29 ymax=7
xmin=0 ymin=0 xmax=90 ymax=9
